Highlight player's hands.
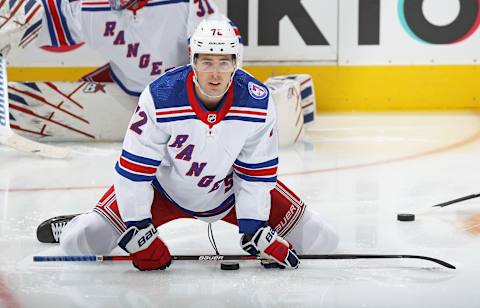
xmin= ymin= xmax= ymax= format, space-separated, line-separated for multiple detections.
xmin=118 ymin=219 xmax=171 ymax=271
xmin=241 ymin=226 xmax=299 ymax=269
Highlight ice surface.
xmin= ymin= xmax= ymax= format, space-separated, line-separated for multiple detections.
xmin=1 ymin=112 xmax=479 ymax=308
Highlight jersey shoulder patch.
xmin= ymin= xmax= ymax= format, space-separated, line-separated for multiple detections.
xmin=232 ymin=69 xmax=269 ymax=109
xmin=149 ymin=65 xmax=191 ymax=109
xmin=248 ymin=81 xmax=268 ymax=100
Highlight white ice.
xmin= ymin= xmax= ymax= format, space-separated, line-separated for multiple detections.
xmin=1 ymin=112 xmax=479 ymax=308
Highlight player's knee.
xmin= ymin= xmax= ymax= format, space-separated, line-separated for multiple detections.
xmin=60 ymin=212 xmax=117 ymax=255
xmin=286 ymin=210 xmax=339 ymax=254
xmin=59 ymin=215 xmax=87 ymax=255
xmin=315 ymin=218 xmax=339 ymax=253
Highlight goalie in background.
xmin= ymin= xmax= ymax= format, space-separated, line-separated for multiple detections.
xmin=36 ymin=18 xmax=338 ymax=271
xmin=0 ymin=0 xmax=236 ymax=142
xmin=33 ymin=0 xmax=231 ymax=96
xmin=1 ymin=0 xmax=316 ymax=147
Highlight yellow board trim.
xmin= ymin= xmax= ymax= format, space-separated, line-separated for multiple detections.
xmin=7 ymin=67 xmax=97 ymax=82
xmin=7 ymin=65 xmax=480 ymax=111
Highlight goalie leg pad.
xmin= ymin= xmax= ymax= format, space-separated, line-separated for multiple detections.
xmin=0 ymin=0 xmax=44 ymax=52
xmin=265 ymin=74 xmax=316 ymax=127
xmin=265 ymin=77 xmax=304 ymax=146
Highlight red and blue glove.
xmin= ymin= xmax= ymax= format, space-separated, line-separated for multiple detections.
xmin=118 ymin=219 xmax=171 ymax=271
xmin=241 ymin=225 xmax=299 ymax=269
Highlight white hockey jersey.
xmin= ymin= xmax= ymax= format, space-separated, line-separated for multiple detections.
xmin=114 ymin=66 xmax=279 ymax=234
xmin=36 ymin=0 xmax=221 ymax=96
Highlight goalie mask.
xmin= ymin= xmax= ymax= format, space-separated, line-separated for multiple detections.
xmin=189 ymin=18 xmax=242 ymax=98
xmin=109 ymin=0 xmax=139 ymax=10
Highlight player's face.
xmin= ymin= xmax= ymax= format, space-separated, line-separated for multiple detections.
xmin=194 ymin=54 xmax=236 ymax=97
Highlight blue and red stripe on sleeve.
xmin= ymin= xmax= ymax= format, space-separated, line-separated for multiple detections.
xmin=233 ymin=158 xmax=278 ymax=183
xmin=115 ymin=150 xmax=161 ymax=182
xmin=41 ymin=0 xmax=77 ymax=47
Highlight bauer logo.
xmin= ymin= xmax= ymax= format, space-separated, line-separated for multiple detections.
xmin=248 ymin=82 xmax=268 ymax=100
xmin=199 ymin=255 xmax=224 ymax=261
xmin=265 ymin=228 xmax=275 ymax=242
xmin=275 ymin=202 xmax=305 ymax=236
xmin=137 ymin=227 xmax=157 ymax=247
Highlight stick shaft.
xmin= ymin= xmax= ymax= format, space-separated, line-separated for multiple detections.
xmin=432 ymin=193 xmax=480 ymax=208
xmin=414 ymin=193 xmax=480 ymax=215
xmin=33 ymin=254 xmax=455 ymax=269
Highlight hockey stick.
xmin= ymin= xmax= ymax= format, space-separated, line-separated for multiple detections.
xmin=432 ymin=193 xmax=480 ymax=208
xmin=414 ymin=193 xmax=480 ymax=216
xmin=32 ymin=254 xmax=455 ymax=269
xmin=0 ymin=52 xmax=69 ymax=158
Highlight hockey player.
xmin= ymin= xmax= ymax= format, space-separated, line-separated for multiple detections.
xmin=36 ymin=18 xmax=339 ymax=271
xmin=35 ymin=0 xmax=227 ymax=96
xmin=2 ymin=0 xmax=313 ymax=146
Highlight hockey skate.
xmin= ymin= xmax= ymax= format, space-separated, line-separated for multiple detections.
xmin=36 ymin=214 xmax=79 ymax=243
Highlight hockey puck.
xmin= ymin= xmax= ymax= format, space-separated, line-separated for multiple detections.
xmin=220 ymin=261 xmax=240 ymax=270
xmin=397 ymin=213 xmax=415 ymax=221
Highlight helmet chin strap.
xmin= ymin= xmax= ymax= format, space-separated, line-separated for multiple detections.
xmin=192 ymin=68 xmax=236 ymax=99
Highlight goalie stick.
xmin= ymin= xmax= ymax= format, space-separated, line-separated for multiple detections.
xmin=32 ymin=254 xmax=455 ymax=269
xmin=0 ymin=52 xmax=69 ymax=158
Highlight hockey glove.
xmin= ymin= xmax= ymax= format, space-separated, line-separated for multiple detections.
xmin=118 ymin=219 xmax=171 ymax=271
xmin=241 ymin=226 xmax=299 ymax=269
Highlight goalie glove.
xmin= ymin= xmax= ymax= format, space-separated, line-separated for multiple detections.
xmin=118 ymin=219 xmax=172 ymax=271
xmin=241 ymin=226 xmax=299 ymax=269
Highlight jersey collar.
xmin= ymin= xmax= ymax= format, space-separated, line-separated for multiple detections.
xmin=186 ymin=70 xmax=234 ymax=128
xmin=127 ymin=0 xmax=148 ymax=14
